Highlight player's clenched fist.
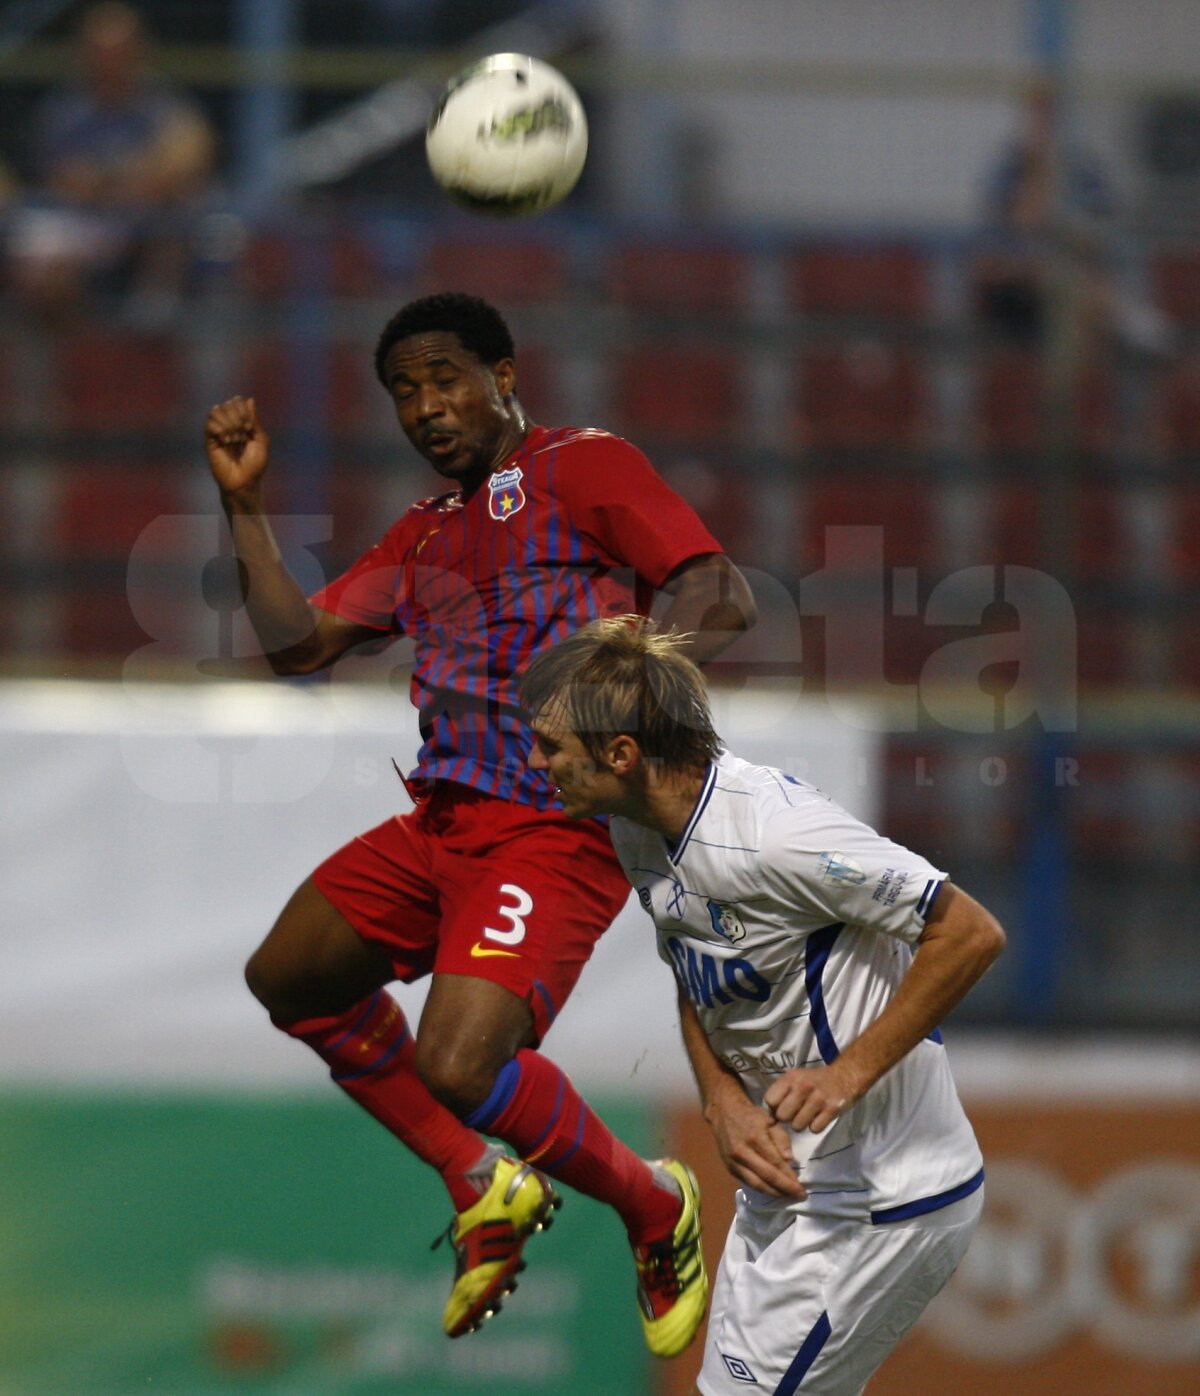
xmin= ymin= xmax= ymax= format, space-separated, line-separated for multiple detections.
xmin=205 ymin=396 xmax=270 ymax=498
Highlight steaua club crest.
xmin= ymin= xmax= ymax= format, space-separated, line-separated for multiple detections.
xmin=487 ymin=466 xmax=527 ymax=521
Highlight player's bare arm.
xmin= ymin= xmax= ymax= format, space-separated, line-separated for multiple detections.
xmin=205 ymin=395 xmax=381 ymax=674
xmin=764 ymin=884 xmax=1006 ymax=1134
xmin=657 ymin=553 xmax=757 ymax=666
xmin=679 ymin=988 xmax=806 ymax=1201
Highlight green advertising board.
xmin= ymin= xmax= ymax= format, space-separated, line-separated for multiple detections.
xmin=0 ymin=1090 xmax=662 ymax=1396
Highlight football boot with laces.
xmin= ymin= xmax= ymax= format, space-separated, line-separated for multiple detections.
xmin=632 ymin=1159 xmax=708 ymax=1358
xmin=435 ymin=1155 xmax=561 ymax=1337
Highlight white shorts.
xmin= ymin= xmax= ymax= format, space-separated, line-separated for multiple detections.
xmin=696 ymin=1187 xmax=983 ymax=1396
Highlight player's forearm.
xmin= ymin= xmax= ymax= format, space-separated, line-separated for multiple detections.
xmin=221 ymin=492 xmax=325 ymax=670
xmin=833 ymin=891 xmax=1005 ymax=1103
xmin=679 ymin=991 xmax=746 ymax=1117
xmin=659 ymin=555 xmax=757 ymax=665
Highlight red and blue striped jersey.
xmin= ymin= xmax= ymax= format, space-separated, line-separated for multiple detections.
xmin=310 ymin=425 xmax=723 ymax=807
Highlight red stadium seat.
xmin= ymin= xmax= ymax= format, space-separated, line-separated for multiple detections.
xmin=238 ymin=337 xmax=370 ymax=434
xmin=237 ymin=229 xmax=295 ymax=300
xmin=787 ymin=243 xmax=931 ymax=320
xmin=508 ymin=343 xmax=563 ymax=421
xmin=1074 ymin=613 xmax=1138 ymax=688
xmin=1074 ymin=484 xmax=1125 ymax=584
xmin=610 ymin=344 xmax=740 ymax=444
xmin=1153 ymin=354 xmax=1200 ymax=459
xmin=973 ymin=350 xmax=1117 ymax=458
xmin=421 ymin=236 xmax=570 ymax=303
xmin=54 ymin=464 xmax=191 ymax=559
xmin=1150 ymin=247 xmax=1200 ymax=327
xmin=328 ymin=222 xmax=388 ymax=299
xmin=796 ymin=344 xmax=931 ymax=453
xmin=660 ymin=458 xmax=756 ymax=561
xmin=54 ymin=330 xmax=185 ymax=433
xmin=605 ymin=241 xmax=751 ymax=314
xmin=1068 ymin=749 xmax=1131 ymax=858
xmin=975 ymin=481 xmax=1126 ymax=582
xmin=238 ymin=224 xmax=391 ymax=301
xmin=798 ymin=476 xmax=938 ymax=573
xmin=1163 ymin=483 xmax=1200 ymax=584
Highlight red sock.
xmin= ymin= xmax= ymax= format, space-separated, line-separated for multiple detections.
xmin=467 ymin=1047 xmax=680 ymax=1247
xmin=278 ymin=991 xmax=491 ymax=1212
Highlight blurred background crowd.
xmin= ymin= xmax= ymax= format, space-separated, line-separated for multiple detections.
xmin=0 ymin=0 xmax=1196 ymax=1025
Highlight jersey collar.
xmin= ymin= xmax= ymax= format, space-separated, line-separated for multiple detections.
xmin=664 ymin=761 xmax=718 ymax=866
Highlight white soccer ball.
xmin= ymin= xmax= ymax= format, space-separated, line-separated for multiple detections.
xmin=425 ymin=53 xmax=588 ymax=218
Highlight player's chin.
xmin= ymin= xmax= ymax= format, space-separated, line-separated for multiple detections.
xmin=555 ymin=788 xmax=591 ymax=819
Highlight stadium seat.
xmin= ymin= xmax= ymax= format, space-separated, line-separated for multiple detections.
xmin=972 ymin=350 xmax=1117 ymax=459
xmin=1074 ymin=612 xmax=1138 ymax=688
xmin=1069 ymin=749 xmax=1136 ymax=860
xmin=610 ymin=343 xmax=740 ymax=444
xmin=976 ymin=481 xmax=1127 ymax=583
xmin=53 ymin=463 xmax=191 ymax=560
xmin=421 ymin=236 xmax=571 ymax=303
xmin=1153 ymin=354 xmax=1200 ymax=459
xmin=1073 ymin=484 xmax=1126 ymax=584
xmin=796 ymin=343 xmax=931 ymax=453
xmin=798 ymin=476 xmax=938 ymax=573
xmin=54 ymin=330 xmax=186 ymax=434
xmin=328 ymin=221 xmax=388 ymax=299
xmin=1150 ymin=247 xmax=1200 ymax=327
xmin=508 ymin=343 xmax=564 ymax=422
xmin=660 ymin=458 xmax=757 ymax=561
xmin=787 ymin=243 xmax=931 ymax=320
xmin=237 ymin=228 xmax=295 ymax=300
xmin=1163 ymin=483 xmax=1200 ymax=584
xmin=238 ymin=223 xmax=388 ymax=301
xmin=604 ymin=241 xmax=751 ymax=314
xmin=238 ymin=337 xmax=370 ymax=435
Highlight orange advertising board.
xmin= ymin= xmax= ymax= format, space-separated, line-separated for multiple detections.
xmin=661 ymin=1096 xmax=1200 ymax=1396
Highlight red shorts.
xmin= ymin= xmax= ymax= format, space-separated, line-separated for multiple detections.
xmin=312 ymin=783 xmax=632 ymax=1042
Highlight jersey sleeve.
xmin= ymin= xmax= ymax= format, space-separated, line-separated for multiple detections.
xmin=308 ymin=516 xmax=413 ymax=632
xmin=551 ymin=434 xmax=723 ymax=587
xmin=761 ymin=797 xmax=947 ymax=944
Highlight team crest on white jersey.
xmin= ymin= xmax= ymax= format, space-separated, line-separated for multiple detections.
xmin=707 ymin=899 xmax=746 ymax=943
xmin=818 ymin=850 xmax=867 ymax=886
xmin=488 ymin=466 xmax=526 ymax=521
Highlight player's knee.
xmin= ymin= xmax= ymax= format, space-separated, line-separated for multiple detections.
xmin=244 ymin=936 xmax=313 ymax=1020
xmin=414 ymin=1034 xmax=499 ymax=1118
xmin=244 ymin=943 xmax=281 ymax=1013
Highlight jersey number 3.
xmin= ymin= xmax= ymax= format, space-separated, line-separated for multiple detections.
xmin=483 ymin=883 xmax=534 ymax=946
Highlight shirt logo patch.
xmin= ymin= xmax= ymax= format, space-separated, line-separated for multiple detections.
xmin=666 ymin=880 xmax=687 ymax=918
xmin=488 ymin=466 xmax=527 ymax=521
xmin=707 ymin=899 xmax=746 ymax=944
xmin=818 ymin=851 xmax=867 ymax=886
xmin=721 ymin=1353 xmax=759 ymax=1384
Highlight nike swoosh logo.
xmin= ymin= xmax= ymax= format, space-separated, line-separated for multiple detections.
xmin=470 ymin=943 xmax=521 ymax=959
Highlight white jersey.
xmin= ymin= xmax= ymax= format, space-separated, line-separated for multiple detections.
xmin=609 ymin=749 xmax=983 ymax=1224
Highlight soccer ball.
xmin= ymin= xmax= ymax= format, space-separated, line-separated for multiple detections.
xmin=425 ymin=53 xmax=588 ymax=217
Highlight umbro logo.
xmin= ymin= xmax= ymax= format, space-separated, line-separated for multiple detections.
xmin=721 ymin=1353 xmax=759 ymax=1383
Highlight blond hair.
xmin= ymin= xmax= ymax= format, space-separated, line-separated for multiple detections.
xmin=520 ymin=616 xmax=720 ymax=772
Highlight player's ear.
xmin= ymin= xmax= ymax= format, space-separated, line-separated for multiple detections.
xmin=607 ymin=734 xmax=640 ymax=775
xmin=493 ymin=357 xmax=516 ymax=397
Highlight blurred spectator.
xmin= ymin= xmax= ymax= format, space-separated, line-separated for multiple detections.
xmin=6 ymin=1 xmax=216 ymax=329
xmin=973 ymin=79 xmax=1175 ymax=358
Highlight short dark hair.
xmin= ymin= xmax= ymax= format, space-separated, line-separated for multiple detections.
xmin=374 ymin=292 xmax=516 ymax=387
xmin=520 ymin=616 xmax=722 ymax=773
